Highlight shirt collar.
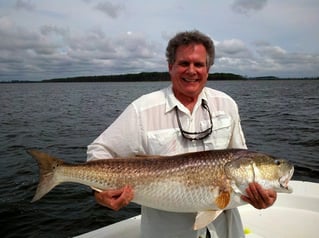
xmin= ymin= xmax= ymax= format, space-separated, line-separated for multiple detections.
xmin=165 ymin=85 xmax=208 ymax=114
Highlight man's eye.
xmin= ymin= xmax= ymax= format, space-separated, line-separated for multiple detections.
xmin=178 ymin=61 xmax=206 ymax=68
xmin=179 ymin=62 xmax=189 ymax=67
xmin=195 ymin=63 xmax=205 ymax=67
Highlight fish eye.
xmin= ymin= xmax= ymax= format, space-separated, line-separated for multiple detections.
xmin=274 ymin=160 xmax=281 ymax=165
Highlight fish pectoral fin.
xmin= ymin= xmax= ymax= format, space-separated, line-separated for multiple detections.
xmin=230 ymin=181 xmax=242 ymax=194
xmin=194 ymin=210 xmax=223 ymax=230
xmin=215 ymin=191 xmax=231 ymax=209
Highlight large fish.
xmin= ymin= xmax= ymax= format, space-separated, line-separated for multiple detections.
xmin=28 ymin=149 xmax=294 ymax=230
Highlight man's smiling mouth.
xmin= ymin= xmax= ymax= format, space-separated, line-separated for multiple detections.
xmin=182 ymin=77 xmax=198 ymax=82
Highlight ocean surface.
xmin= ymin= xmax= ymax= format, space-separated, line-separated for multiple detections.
xmin=0 ymin=80 xmax=318 ymax=237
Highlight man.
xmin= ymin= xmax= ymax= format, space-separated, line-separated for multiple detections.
xmin=87 ymin=30 xmax=276 ymax=238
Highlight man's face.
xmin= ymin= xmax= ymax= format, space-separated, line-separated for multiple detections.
xmin=168 ymin=43 xmax=209 ymax=103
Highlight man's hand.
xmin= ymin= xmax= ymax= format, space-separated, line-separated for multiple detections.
xmin=241 ymin=182 xmax=277 ymax=209
xmin=93 ymin=185 xmax=134 ymax=211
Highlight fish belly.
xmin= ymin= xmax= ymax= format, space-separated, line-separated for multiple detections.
xmin=132 ymin=180 xmax=219 ymax=212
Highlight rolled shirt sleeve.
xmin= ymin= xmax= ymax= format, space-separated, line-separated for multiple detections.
xmin=87 ymin=103 xmax=144 ymax=161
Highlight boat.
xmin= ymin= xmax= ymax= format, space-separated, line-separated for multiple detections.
xmin=75 ymin=180 xmax=319 ymax=238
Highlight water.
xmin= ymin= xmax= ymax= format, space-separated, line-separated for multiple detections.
xmin=0 ymin=80 xmax=318 ymax=237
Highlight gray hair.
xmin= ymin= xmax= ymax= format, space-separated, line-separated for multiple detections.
xmin=165 ymin=30 xmax=215 ymax=67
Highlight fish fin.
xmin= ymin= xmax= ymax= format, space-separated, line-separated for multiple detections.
xmin=230 ymin=182 xmax=242 ymax=194
xmin=91 ymin=186 xmax=103 ymax=193
xmin=194 ymin=210 xmax=223 ymax=230
xmin=135 ymin=154 xmax=151 ymax=157
xmin=27 ymin=149 xmax=63 ymax=202
xmin=215 ymin=191 xmax=231 ymax=209
xmin=135 ymin=154 xmax=163 ymax=159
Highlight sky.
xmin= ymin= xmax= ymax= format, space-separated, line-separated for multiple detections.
xmin=0 ymin=0 xmax=318 ymax=81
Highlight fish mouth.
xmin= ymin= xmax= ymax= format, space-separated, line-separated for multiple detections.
xmin=278 ymin=167 xmax=294 ymax=193
xmin=279 ymin=179 xmax=290 ymax=191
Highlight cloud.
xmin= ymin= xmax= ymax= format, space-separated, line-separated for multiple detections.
xmin=213 ymin=39 xmax=255 ymax=75
xmin=216 ymin=39 xmax=251 ymax=57
xmin=213 ymin=39 xmax=319 ymax=77
xmin=0 ymin=16 xmax=164 ymax=81
xmin=231 ymin=0 xmax=267 ymax=15
xmin=94 ymin=1 xmax=125 ymax=18
xmin=68 ymin=31 xmax=165 ymax=74
xmin=253 ymin=42 xmax=319 ymax=77
xmin=15 ymin=0 xmax=36 ymax=11
xmin=1 ymin=15 xmax=317 ymax=81
xmin=40 ymin=25 xmax=69 ymax=37
xmin=0 ymin=18 xmax=70 ymax=80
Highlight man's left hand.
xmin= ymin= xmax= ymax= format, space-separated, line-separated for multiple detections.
xmin=241 ymin=182 xmax=277 ymax=209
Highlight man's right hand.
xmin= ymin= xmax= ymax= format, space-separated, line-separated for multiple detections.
xmin=93 ymin=185 xmax=134 ymax=211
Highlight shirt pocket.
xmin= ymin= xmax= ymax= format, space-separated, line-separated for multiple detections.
xmin=146 ymin=128 xmax=180 ymax=155
xmin=204 ymin=114 xmax=233 ymax=150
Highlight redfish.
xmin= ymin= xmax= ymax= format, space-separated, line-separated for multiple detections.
xmin=28 ymin=149 xmax=294 ymax=230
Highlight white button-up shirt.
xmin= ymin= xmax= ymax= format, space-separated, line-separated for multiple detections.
xmin=87 ymin=86 xmax=247 ymax=238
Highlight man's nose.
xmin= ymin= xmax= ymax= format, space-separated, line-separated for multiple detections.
xmin=187 ymin=64 xmax=196 ymax=74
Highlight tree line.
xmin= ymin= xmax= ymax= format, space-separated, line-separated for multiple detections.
xmin=42 ymin=72 xmax=246 ymax=82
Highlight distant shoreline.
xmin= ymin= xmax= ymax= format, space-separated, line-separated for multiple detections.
xmin=1 ymin=72 xmax=318 ymax=83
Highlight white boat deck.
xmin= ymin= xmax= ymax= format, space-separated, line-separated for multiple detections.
xmin=75 ymin=181 xmax=319 ymax=238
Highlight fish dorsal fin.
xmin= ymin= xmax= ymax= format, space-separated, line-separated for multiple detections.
xmin=135 ymin=154 xmax=151 ymax=158
xmin=135 ymin=154 xmax=163 ymax=159
xmin=194 ymin=210 xmax=223 ymax=230
xmin=215 ymin=191 xmax=231 ymax=209
xmin=135 ymin=154 xmax=151 ymax=157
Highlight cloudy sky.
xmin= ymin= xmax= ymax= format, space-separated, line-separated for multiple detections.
xmin=0 ymin=0 xmax=318 ymax=81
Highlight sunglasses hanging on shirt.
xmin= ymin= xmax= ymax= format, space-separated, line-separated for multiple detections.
xmin=175 ymin=100 xmax=213 ymax=141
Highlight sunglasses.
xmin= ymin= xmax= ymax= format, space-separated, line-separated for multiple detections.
xmin=175 ymin=100 xmax=213 ymax=141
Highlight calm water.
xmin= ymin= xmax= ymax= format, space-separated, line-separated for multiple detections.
xmin=0 ymin=80 xmax=318 ymax=237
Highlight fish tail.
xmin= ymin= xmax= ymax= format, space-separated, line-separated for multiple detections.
xmin=27 ymin=149 xmax=63 ymax=202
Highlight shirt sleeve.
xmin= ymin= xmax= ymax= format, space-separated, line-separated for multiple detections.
xmin=87 ymin=103 xmax=144 ymax=161
xmin=229 ymin=104 xmax=247 ymax=149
